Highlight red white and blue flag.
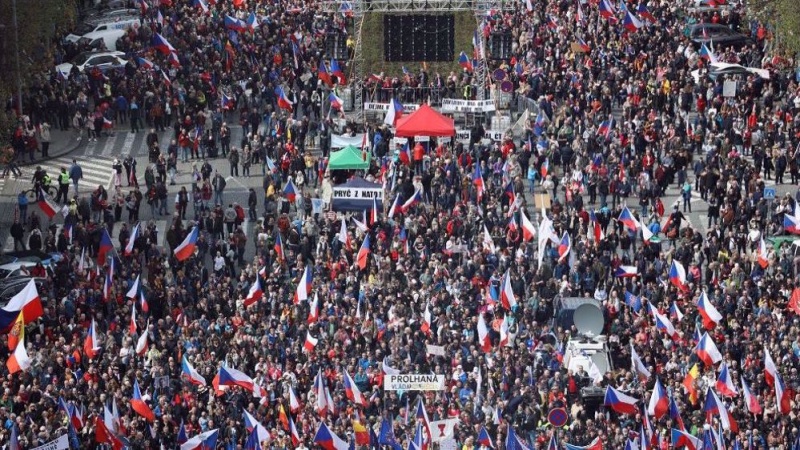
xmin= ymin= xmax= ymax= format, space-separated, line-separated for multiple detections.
xmin=604 ymin=385 xmax=639 ymax=415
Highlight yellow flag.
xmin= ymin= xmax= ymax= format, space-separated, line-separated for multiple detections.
xmin=8 ymin=312 xmax=24 ymax=351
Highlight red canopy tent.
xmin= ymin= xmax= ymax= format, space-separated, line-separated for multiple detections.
xmin=394 ymin=104 xmax=455 ymax=137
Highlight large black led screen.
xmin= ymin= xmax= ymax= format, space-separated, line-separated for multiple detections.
xmin=383 ymin=15 xmax=455 ymax=62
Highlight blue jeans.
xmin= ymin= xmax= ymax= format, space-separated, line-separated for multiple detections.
xmin=214 ymin=190 xmax=223 ymax=206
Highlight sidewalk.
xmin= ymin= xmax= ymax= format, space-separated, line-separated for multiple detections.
xmin=15 ymin=128 xmax=84 ymax=169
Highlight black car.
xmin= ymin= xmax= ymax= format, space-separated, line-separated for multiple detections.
xmin=688 ymin=23 xmax=754 ymax=48
xmin=0 ymin=277 xmax=51 ymax=306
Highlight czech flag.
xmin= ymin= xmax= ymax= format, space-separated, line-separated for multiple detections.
xmin=181 ymin=355 xmax=207 ymax=386
xmin=98 ymin=228 xmax=114 ymax=265
xmin=304 ymin=331 xmax=318 ymax=353
xmin=598 ymin=118 xmax=615 ymax=138
xmin=274 ymin=233 xmax=285 ymax=262
xmin=696 ymin=291 xmax=722 ymax=330
xmin=477 ymin=427 xmax=493 ymax=448
xmin=243 ymin=277 xmax=263 ymax=307
xmin=173 ymin=226 xmax=199 ymax=262
xmin=124 ymin=223 xmax=139 ymax=256
xmin=598 ymin=0 xmax=618 ymax=22
xmin=637 ymin=3 xmax=656 ymax=22
xmin=283 ymin=179 xmax=298 ymax=202
xmin=648 ymin=303 xmax=678 ymax=341
xmin=473 ymin=164 xmax=485 ymax=201
xmin=221 ymin=93 xmax=235 ymax=110
xmin=398 ymin=141 xmax=411 ymax=165
xmin=218 ymin=365 xmax=256 ymax=391
xmin=84 ymin=318 xmax=101 ymax=359
xmin=308 ymin=293 xmax=319 ymax=324
xmin=703 ymin=388 xmax=738 ymax=431
xmin=670 ymin=301 xmax=684 ymax=321
xmin=775 ymin=374 xmax=791 ymax=415
xmin=130 ymin=379 xmax=155 ymax=422
xmin=459 ymin=51 xmax=473 ymax=71
xmin=243 ymin=409 xmax=272 ymax=443
xmin=136 ymin=57 xmax=154 ymax=70
xmin=540 ymin=158 xmax=549 ymax=178
xmin=289 ymin=415 xmax=301 ymax=446
xmin=194 ymin=0 xmax=208 ymax=12
xmin=0 ymin=279 xmax=43 ymax=330
xmin=477 ymin=314 xmax=492 ymax=352
xmin=557 ymin=232 xmax=571 ymax=262
xmin=671 ymin=428 xmax=702 ymax=450
xmin=757 ymin=237 xmax=769 ymax=268
xmin=618 ymin=206 xmax=639 ymax=231
xmin=631 ymin=344 xmax=650 ymax=381
xmin=328 ymin=92 xmax=343 ymax=110
xmin=313 ymin=422 xmax=349 ymax=450
xmin=604 ymin=385 xmax=639 ymax=415
xmin=135 ymin=323 xmax=149 ymax=356
xmin=318 ymin=61 xmax=333 ymax=87
xmin=564 ymin=437 xmax=602 ymax=450
xmin=669 ymin=260 xmax=688 ymax=292
xmin=383 ymin=98 xmax=404 ymax=127
xmin=5 ymin=333 xmax=31 ymax=374
xmin=623 ymin=10 xmax=644 ymax=31
xmin=275 ymin=86 xmax=293 ymax=111
xmin=401 ymin=189 xmax=422 ymax=212
xmin=783 ymin=212 xmax=800 ymax=234
xmin=614 ymin=265 xmax=638 ymax=278
xmin=224 ymin=14 xmax=247 ymax=32
xmin=343 ymin=369 xmax=366 ymax=406
xmin=520 ymin=209 xmax=536 ymax=241
xmin=246 ymin=12 xmax=259 ymax=31
xmin=500 ymin=270 xmax=517 ymax=310
xmin=647 ymin=377 xmax=669 ymax=419
xmin=740 ymin=376 xmax=761 ymax=414
xmin=356 ymin=235 xmax=371 ymax=270
xmin=294 ymin=265 xmax=312 ymax=304
xmin=181 ymin=429 xmax=219 ymax=450
xmin=330 ymin=59 xmax=347 ymax=84
xmin=764 ymin=347 xmax=781 ymax=387
xmin=576 ymin=36 xmax=591 ymax=52
xmin=695 ymin=332 xmax=723 ymax=366
xmin=152 ymin=33 xmax=176 ymax=55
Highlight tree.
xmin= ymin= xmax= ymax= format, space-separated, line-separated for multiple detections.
xmin=748 ymin=0 xmax=800 ymax=58
xmin=0 ymin=0 xmax=77 ymax=145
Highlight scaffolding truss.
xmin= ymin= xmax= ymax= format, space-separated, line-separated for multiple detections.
xmin=321 ymin=0 xmax=516 ymax=121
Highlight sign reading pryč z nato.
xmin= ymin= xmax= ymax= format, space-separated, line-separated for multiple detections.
xmin=384 ymin=374 xmax=446 ymax=391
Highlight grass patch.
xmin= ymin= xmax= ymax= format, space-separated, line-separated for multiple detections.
xmin=360 ymin=10 xmax=475 ymax=78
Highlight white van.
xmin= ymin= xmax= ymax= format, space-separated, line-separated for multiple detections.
xmin=65 ymin=17 xmax=140 ymax=43
xmin=77 ymin=29 xmax=126 ymax=52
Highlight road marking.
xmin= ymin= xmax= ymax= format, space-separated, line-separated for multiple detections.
xmin=122 ymin=132 xmax=137 ymax=157
xmin=101 ymin=133 xmax=118 ymax=157
xmin=84 ymin=138 xmax=98 ymax=156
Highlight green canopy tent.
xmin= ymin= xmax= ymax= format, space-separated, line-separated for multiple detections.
xmin=328 ymin=145 xmax=371 ymax=170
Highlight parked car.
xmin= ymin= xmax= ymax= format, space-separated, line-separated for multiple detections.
xmin=77 ymin=29 xmax=126 ymax=52
xmin=56 ymin=51 xmax=128 ymax=77
xmin=0 ymin=277 xmax=51 ymax=306
xmin=688 ymin=23 xmax=753 ymax=48
xmin=65 ymin=16 xmax=140 ymax=43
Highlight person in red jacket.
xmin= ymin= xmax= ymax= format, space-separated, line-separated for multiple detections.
xmin=413 ymin=141 xmax=425 ymax=175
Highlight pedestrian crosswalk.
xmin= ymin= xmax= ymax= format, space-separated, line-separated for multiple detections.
xmin=0 ymin=155 xmax=116 ymax=197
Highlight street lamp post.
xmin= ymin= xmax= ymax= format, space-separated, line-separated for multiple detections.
xmin=11 ymin=0 xmax=23 ymax=117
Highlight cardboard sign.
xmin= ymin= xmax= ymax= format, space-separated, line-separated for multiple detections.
xmin=426 ymin=344 xmax=446 ymax=356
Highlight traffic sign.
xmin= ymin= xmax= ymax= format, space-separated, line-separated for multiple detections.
xmin=548 ymin=407 xmax=569 ymax=428
xmin=763 ymin=187 xmax=776 ymax=200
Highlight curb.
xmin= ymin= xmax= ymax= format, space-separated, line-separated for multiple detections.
xmin=15 ymin=135 xmax=84 ymax=168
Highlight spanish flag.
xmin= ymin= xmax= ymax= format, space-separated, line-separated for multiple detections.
xmin=7 ymin=312 xmax=24 ymax=351
xmin=682 ymin=363 xmax=700 ymax=405
xmin=6 ymin=333 xmax=32 ymax=374
xmin=352 ymin=419 xmax=370 ymax=445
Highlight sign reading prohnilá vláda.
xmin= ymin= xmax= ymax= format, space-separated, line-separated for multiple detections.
xmin=384 ymin=374 xmax=446 ymax=391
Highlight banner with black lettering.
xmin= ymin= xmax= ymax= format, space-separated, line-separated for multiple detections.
xmin=330 ymin=178 xmax=384 ymax=212
xmin=30 ymin=434 xmax=69 ymax=450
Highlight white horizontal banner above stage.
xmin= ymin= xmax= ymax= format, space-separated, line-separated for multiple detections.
xmin=440 ymin=99 xmax=496 ymax=113
xmin=363 ymin=102 xmax=421 ymax=113
xmin=331 ymin=134 xmax=366 ymax=149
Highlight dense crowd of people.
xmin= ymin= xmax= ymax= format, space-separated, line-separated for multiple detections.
xmin=3 ymin=0 xmax=800 ymax=448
